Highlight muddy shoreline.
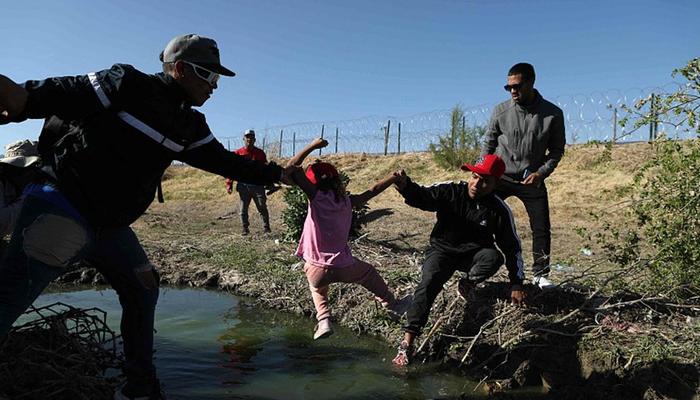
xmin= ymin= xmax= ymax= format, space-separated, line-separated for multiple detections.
xmin=54 ymin=231 xmax=699 ymax=400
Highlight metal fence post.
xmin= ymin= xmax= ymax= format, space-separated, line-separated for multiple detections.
xmin=649 ymin=93 xmax=656 ymax=141
xmin=335 ymin=127 xmax=339 ymax=154
xmin=262 ymin=136 xmax=267 ymax=153
xmin=397 ymin=122 xmax=401 ymax=154
xmin=319 ymin=124 xmax=325 ymax=156
xmin=279 ymin=129 xmax=284 ymax=158
xmin=384 ymin=119 xmax=391 ymax=156
xmin=612 ymin=107 xmax=617 ymax=143
xmin=292 ymin=131 xmax=296 ymax=155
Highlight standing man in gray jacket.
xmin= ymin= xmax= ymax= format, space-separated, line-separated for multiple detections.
xmin=482 ymin=62 xmax=566 ymax=290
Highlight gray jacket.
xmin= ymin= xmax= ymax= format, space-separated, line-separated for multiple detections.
xmin=481 ymin=90 xmax=566 ymax=179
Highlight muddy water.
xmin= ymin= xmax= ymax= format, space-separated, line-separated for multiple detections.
xmin=32 ymin=288 xmax=541 ymax=399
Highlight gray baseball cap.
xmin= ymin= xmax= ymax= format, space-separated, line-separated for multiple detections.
xmin=159 ymin=34 xmax=236 ymax=77
xmin=0 ymin=139 xmax=40 ymax=168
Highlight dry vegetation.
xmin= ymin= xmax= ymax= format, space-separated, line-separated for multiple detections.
xmin=157 ymin=141 xmax=653 ymax=263
xmin=38 ymin=142 xmax=698 ymax=399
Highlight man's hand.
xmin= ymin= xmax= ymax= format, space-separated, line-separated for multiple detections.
xmin=393 ymin=169 xmax=408 ymax=191
xmin=0 ymin=75 xmax=28 ymax=124
xmin=311 ymin=137 xmax=329 ymax=150
xmin=226 ymin=186 xmax=233 ymax=194
xmin=522 ymin=172 xmax=541 ymax=186
xmin=281 ymin=165 xmax=302 ymax=186
xmin=510 ymin=284 xmax=526 ymax=306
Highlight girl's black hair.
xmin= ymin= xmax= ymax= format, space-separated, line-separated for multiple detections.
xmin=316 ymin=175 xmax=345 ymax=201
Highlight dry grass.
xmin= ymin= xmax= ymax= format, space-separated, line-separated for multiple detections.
xmin=157 ymin=142 xmax=654 ymax=266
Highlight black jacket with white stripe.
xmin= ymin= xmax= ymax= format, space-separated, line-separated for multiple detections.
xmin=19 ymin=64 xmax=282 ymax=226
xmin=398 ymin=179 xmax=524 ymax=284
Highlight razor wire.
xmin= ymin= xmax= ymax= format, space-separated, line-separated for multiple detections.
xmin=218 ymin=82 xmax=694 ymax=158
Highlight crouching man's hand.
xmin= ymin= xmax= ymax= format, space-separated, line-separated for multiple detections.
xmin=510 ymin=284 xmax=526 ymax=306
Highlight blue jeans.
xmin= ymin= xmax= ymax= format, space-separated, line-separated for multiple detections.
xmin=0 ymin=184 xmax=159 ymax=390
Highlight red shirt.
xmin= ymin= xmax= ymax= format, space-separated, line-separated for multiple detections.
xmin=234 ymin=146 xmax=267 ymax=162
xmin=225 ymin=146 xmax=267 ymax=188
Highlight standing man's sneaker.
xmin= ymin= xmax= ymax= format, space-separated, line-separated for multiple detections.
xmin=241 ymin=227 xmax=250 ymax=236
xmin=532 ymin=275 xmax=556 ymax=290
xmin=457 ymin=277 xmax=475 ymax=301
xmin=263 ymin=226 xmax=272 ymax=234
xmin=313 ymin=318 xmax=333 ymax=340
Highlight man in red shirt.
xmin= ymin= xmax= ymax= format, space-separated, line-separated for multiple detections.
xmin=226 ymin=129 xmax=271 ymax=234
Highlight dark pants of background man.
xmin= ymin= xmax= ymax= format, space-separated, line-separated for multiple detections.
xmin=236 ymin=183 xmax=270 ymax=233
xmin=404 ymin=246 xmax=503 ymax=335
xmin=495 ymin=178 xmax=551 ymax=278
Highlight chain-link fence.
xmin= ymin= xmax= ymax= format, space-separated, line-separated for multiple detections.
xmin=220 ymin=82 xmax=693 ymax=157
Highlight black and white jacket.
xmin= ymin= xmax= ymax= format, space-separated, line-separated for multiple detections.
xmin=16 ymin=64 xmax=282 ymax=226
xmin=399 ymin=179 xmax=525 ymax=284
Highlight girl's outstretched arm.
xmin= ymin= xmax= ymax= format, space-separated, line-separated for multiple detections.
xmin=350 ymin=170 xmax=402 ymax=208
xmin=286 ymin=137 xmax=328 ymax=167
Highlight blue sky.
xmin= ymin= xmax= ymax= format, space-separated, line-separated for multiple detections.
xmin=1 ymin=0 xmax=698 ymax=151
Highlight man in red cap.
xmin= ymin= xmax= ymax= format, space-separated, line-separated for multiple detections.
xmin=391 ymin=154 xmax=526 ymax=366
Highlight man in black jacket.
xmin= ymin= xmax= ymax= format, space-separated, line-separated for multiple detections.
xmin=391 ymin=154 xmax=526 ymax=366
xmin=0 ymin=34 xmax=292 ymax=399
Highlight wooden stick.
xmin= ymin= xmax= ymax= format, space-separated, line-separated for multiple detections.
xmin=416 ymin=296 xmax=460 ymax=356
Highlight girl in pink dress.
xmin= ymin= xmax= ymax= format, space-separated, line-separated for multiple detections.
xmin=289 ymin=138 xmax=411 ymax=339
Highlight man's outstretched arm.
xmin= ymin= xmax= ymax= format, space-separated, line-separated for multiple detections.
xmin=0 ymin=74 xmax=28 ymax=124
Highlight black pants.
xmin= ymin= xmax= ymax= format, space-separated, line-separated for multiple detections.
xmin=495 ymin=179 xmax=550 ymax=277
xmin=404 ymin=246 xmax=503 ymax=335
xmin=236 ymin=183 xmax=270 ymax=230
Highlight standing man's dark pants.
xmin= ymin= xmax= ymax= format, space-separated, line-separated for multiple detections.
xmin=495 ymin=179 xmax=550 ymax=277
xmin=236 ymin=183 xmax=270 ymax=232
xmin=405 ymin=246 xmax=503 ymax=335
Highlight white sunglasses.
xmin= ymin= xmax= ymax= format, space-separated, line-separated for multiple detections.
xmin=183 ymin=61 xmax=220 ymax=87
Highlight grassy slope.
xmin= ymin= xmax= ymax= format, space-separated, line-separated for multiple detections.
xmin=156 ymin=142 xmax=652 ymax=264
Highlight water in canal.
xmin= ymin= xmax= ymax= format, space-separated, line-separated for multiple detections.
xmin=31 ymin=287 xmax=541 ymax=399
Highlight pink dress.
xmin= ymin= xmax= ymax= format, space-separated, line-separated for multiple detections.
xmin=295 ymin=190 xmax=354 ymax=268
xmin=296 ymin=190 xmax=394 ymax=322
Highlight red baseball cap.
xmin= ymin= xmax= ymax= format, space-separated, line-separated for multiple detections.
xmin=305 ymin=162 xmax=339 ymax=184
xmin=461 ymin=154 xmax=506 ymax=178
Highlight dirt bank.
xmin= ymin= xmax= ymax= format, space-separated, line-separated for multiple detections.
xmin=53 ymin=143 xmax=699 ymax=399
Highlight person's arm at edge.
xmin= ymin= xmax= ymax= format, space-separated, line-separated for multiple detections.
xmin=0 ymin=74 xmax=28 ymax=124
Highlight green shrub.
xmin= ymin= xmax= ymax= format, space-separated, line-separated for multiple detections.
xmin=581 ymin=59 xmax=700 ymax=300
xmin=282 ymin=171 xmax=368 ymax=242
xmin=632 ymin=138 xmax=700 ymax=298
xmin=429 ymin=104 xmax=484 ymax=170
